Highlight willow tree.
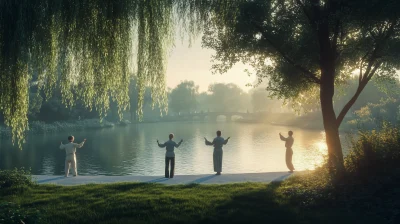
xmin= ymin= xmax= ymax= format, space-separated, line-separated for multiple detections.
xmin=201 ymin=0 xmax=400 ymax=169
xmin=0 ymin=0 xmax=209 ymax=146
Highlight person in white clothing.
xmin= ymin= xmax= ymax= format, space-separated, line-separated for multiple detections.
xmin=279 ymin=131 xmax=295 ymax=173
xmin=60 ymin=136 xmax=86 ymax=177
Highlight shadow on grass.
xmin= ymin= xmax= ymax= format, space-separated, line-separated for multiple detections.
xmin=36 ymin=176 xmax=65 ymax=184
xmin=145 ymin=177 xmax=169 ymax=183
xmin=197 ymin=182 xmax=301 ymax=224
xmin=271 ymin=173 xmax=292 ymax=183
xmin=196 ymin=181 xmax=383 ymax=224
xmin=189 ymin=175 xmax=216 ymax=184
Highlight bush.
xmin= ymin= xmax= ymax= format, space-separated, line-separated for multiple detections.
xmin=345 ymin=124 xmax=400 ymax=178
xmin=0 ymin=168 xmax=34 ymax=190
xmin=0 ymin=202 xmax=41 ymax=224
xmin=279 ymin=125 xmax=400 ymax=223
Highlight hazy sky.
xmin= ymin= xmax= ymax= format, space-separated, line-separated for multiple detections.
xmin=165 ymin=37 xmax=256 ymax=93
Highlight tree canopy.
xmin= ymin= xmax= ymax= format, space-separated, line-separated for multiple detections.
xmin=201 ymin=0 xmax=400 ymax=168
xmin=208 ymin=83 xmax=250 ymax=112
xmin=169 ymin=80 xmax=198 ymax=114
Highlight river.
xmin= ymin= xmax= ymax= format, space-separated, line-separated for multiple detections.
xmin=0 ymin=122 xmax=351 ymax=176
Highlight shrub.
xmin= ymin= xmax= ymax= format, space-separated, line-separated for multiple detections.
xmin=345 ymin=124 xmax=400 ymax=178
xmin=0 ymin=202 xmax=41 ymax=224
xmin=279 ymin=125 xmax=400 ymax=223
xmin=0 ymin=168 xmax=34 ymax=190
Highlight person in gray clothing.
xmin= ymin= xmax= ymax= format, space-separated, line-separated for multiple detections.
xmin=157 ymin=133 xmax=183 ymax=178
xmin=204 ymin=130 xmax=230 ymax=175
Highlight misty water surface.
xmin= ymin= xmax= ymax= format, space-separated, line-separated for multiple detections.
xmin=0 ymin=122 xmax=351 ymax=176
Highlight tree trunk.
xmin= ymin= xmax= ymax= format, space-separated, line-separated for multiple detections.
xmin=320 ymin=68 xmax=344 ymax=170
xmin=316 ymin=13 xmax=345 ymax=170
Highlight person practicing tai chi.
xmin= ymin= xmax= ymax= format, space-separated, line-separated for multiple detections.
xmin=279 ymin=131 xmax=295 ymax=173
xmin=60 ymin=136 xmax=86 ymax=177
xmin=204 ymin=130 xmax=230 ymax=175
xmin=157 ymin=133 xmax=183 ymax=178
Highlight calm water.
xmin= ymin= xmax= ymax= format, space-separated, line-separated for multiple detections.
xmin=0 ymin=122 xmax=350 ymax=176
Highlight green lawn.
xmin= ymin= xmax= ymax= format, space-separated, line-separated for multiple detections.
xmin=1 ymin=180 xmax=387 ymax=224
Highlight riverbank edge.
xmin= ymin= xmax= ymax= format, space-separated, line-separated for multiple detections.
xmin=32 ymin=171 xmax=300 ymax=186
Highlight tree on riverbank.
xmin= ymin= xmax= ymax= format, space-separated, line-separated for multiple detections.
xmin=201 ymin=0 xmax=400 ymax=170
xmin=169 ymin=81 xmax=199 ymax=114
xmin=208 ymin=83 xmax=250 ymax=112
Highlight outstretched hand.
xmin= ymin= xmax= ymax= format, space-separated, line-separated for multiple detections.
xmin=227 ymin=137 xmax=231 ymax=140
xmin=83 ymin=139 xmax=87 ymax=142
xmin=180 ymin=139 xmax=183 ymax=143
xmin=157 ymin=139 xmax=159 ymax=143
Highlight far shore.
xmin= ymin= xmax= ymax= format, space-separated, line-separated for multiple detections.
xmin=1 ymin=114 xmax=357 ymax=139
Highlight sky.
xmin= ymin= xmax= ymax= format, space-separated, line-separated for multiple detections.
xmin=165 ymin=37 xmax=256 ymax=93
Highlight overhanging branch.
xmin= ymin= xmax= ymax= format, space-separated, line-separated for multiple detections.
xmin=251 ymin=21 xmax=321 ymax=84
xmin=295 ymin=0 xmax=317 ymax=32
xmin=336 ymin=61 xmax=382 ymax=126
xmin=337 ymin=19 xmax=397 ymax=127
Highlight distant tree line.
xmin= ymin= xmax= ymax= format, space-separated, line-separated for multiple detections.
xmin=167 ymin=80 xmax=286 ymax=115
xmin=1 ymin=78 xmax=398 ymax=126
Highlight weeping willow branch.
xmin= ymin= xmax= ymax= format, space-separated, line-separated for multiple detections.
xmin=0 ymin=0 xmax=239 ymax=147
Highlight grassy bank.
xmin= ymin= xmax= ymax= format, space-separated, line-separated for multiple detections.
xmin=1 ymin=180 xmax=390 ymax=224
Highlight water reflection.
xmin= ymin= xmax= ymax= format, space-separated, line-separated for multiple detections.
xmin=0 ymin=122 xmax=348 ymax=175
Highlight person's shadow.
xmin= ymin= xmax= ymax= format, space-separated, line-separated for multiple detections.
xmin=189 ymin=175 xmax=216 ymax=184
xmin=36 ymin=176 xmax=65 ymax=184
xmin=145 ymin=177 xmax=169 ymax=183
xmin=271 ymin=173 xmax=292 ymax=183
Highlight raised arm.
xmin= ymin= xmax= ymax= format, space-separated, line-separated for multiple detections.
xmin=74 ymin=139 xmax=86 ymax=148
xmin=175 ymin=140 xmax=183 ymax=148
xmin=157 ymin=140 xmax=166 ymax=148
xmin=279 ymin=134 xmax=287 ymax=141
xmin=59 ymin=142 xmax=65 ymax=150
xmin=204 ymin=137 xmax=214 ymax=146
xmin=223 ymin=137 xmax=230 ymax=145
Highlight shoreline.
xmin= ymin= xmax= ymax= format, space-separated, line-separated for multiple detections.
xmin=0 ymin=119 xmax=124 ymax=139
xmin=33 ymin=171 xmax=301 ymax=186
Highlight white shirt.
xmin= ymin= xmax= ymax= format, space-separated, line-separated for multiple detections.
xmin=60 ymin=142 xmax=85 ymax=155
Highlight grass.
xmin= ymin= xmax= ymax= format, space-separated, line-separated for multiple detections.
xmin=0 ymin=178 xmax=391 ymax=224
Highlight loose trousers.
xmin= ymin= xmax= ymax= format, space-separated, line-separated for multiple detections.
xmin=285 ymin=148 xmax=295 ymax=171
xmin=65 ymin=154 xmax=77 ymax=176
xmin=165 ymin=157 xmax=175 ymax=178
xmin=213 ymin=149 xmax=223 ymax=173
